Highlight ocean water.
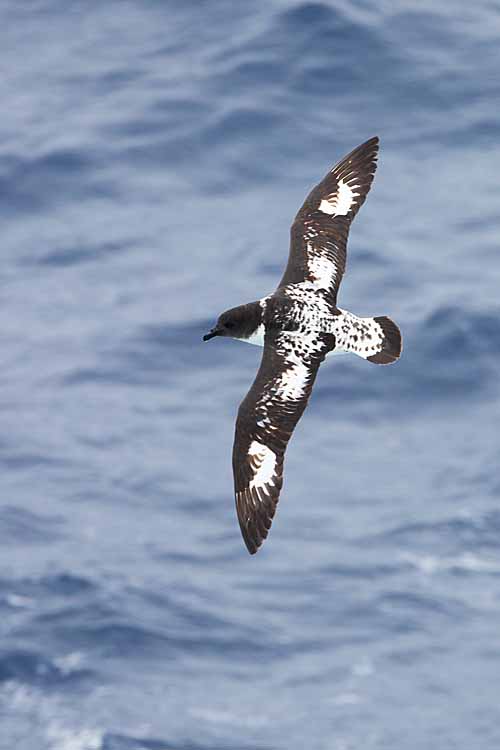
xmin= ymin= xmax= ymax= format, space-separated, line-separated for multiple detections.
xmin=1 ymin=1 xmax=500 ymax=748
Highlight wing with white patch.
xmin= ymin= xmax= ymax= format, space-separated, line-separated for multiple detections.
xmin=278 ymin=137 xmax=379 ymax=303
xmin=232 ymin=329 xmax=335 ymax=554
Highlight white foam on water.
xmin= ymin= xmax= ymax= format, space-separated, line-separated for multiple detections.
xmin=46 ymin=724 xmax=103 ymax=750
xmin=402 ymin=552 xmax=500 ymax=574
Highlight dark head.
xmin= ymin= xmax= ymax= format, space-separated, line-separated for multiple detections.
xmin=203 ymin=302 xmax=262 ymax=342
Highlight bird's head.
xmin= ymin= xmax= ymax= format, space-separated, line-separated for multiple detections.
xmin=203 ymin=304 xmax=259 ymax=342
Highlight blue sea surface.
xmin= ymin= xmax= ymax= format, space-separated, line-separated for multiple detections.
xmin=1 ymin=1 xmax=500 ymax=748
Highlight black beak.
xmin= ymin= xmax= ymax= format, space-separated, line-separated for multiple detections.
xmin=203 ymin=328 xmax=220 ymax=342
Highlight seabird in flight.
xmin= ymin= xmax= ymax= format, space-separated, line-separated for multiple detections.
xmin=204 ymin=137 xmax=402 ymax=554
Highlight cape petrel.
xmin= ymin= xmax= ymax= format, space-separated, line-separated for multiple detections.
xmin=204 ymin=137 xmax=402 ymax=554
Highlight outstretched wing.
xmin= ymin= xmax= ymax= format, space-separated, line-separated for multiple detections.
xmin=278 ymin=137 xmax=379 ymax=303
xmin=232 ymin=329 xmax=335 ymax=554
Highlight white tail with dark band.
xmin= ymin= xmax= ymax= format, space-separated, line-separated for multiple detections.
xmin=329 ymin=309 xmax=402 ymax=364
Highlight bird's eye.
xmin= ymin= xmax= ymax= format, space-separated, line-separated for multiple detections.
xmin=225 ymin=321 xmax=234 ymax=329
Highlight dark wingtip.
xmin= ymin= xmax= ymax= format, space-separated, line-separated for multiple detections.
xmin=237 ymin=487 xmax=277 ymax=556
xmin=359 ymin=135 xmax=379 ymax=148
xmin=349 ymin=135 xmax=379 ymax=156
xmin=240 ymin=520 xmax=266 ymax=555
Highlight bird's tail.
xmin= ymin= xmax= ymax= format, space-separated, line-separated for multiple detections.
xmin=331 ymin=309 xmax=402 ymax=365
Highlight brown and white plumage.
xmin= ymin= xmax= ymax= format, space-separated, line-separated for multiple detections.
xmin=279 ymin=136 xmax=379 ymax=301
xmin=233 ymin=328 xmax=335 ymax=553
xmin=203 ymin=137 xmax=402 ymax=554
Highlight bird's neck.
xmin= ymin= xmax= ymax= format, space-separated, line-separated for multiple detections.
xmin=239 ymin=323 xmax=266 ymax=347
xmin=234 ymin=300 xmax=264 ymax=342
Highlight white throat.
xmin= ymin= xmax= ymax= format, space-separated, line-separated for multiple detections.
xmin=238 ymin=323 xmax=265 ymax=347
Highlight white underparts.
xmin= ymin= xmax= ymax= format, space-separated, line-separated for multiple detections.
xmin=318 ymin=178 xmax=360 ymax=216
xmin=240 ymin=323 xmax=266 ymax=347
